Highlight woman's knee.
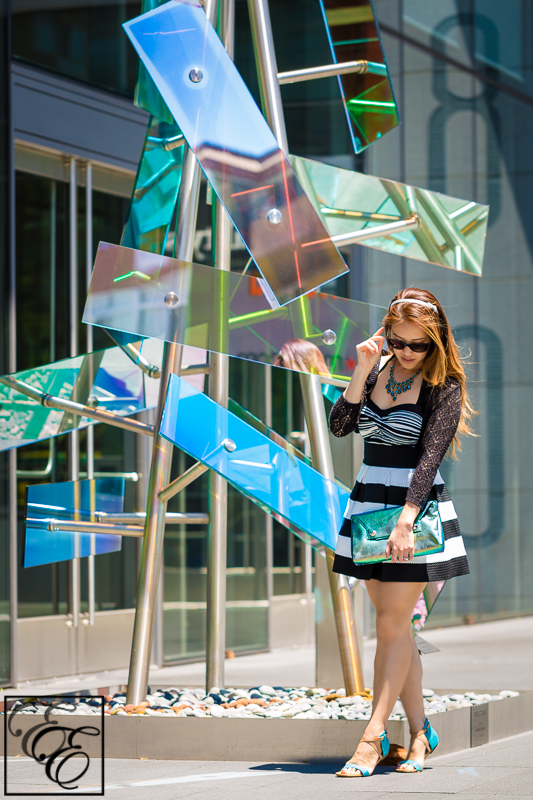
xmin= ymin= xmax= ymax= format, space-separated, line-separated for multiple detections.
xmin=375 ymin=609 xmax=411 ymax=642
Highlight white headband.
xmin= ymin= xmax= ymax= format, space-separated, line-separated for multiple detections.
xmin=390 ymin=298 xmax=438 ymax=314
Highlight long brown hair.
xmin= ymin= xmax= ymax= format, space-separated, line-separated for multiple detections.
xmin=274 ymin=339 xmax=331 ymax=377
xmin=383 ymin=288 xmax=475 ymax=455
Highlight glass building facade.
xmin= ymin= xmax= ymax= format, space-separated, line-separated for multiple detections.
xmin=0 ymin=0 xmax=531 ymax=685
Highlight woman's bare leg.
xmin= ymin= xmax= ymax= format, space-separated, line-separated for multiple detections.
xmin=338 ymin=579 xmax=425 ymax=776
xmin=396 ymin=629 xmax=432 ymax=770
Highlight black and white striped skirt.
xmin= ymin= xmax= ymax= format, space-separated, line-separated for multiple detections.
xmin=332 ymin=463 xmax=470 ymax=583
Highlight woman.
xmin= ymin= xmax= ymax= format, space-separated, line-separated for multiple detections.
xmin=330 ymin=288 xmax=473 ymax=777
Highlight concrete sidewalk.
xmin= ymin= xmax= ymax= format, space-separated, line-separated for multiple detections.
xmin=3 ymin=730 xmax=532 ymax=798
xmin=11 ymin=615 xmax=533 ymax=696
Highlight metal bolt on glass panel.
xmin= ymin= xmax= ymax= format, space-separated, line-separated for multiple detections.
xmin=123 ymin=0 xmax=349 ymax=305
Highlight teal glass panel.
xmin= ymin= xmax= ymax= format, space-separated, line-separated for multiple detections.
xmin=122 ymin=116 xmax=184 ymax=254
xmin=24 ymin=477 xmax=124 ymax=568
xmin=84 ymin=242 xmax=385 ymax=381
xmin=123 ymin=1 xmax=348 ymax=305
xmin=319 ymin=0 xmax=399 ymax=153
xmin=160 ymin=374 xmax=349 ymax=551
xmin=0 ymin=346 xmax=159 ymax=452
xmin=134 ymin=0 xmax=175 ymax=122
xmin=292 ymin=155 xmax=489 ymax=276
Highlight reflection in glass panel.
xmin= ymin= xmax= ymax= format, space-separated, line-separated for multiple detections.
xmin=123 ymin=1 xmax=348 ymax=305
xmin=161 ymin=374 xmax=348 ymax=551
xmin=12 ymin=0 xmax=142 ymax=96
xmin=291 ymin=155 xmax=489 ymax=275
xmin=0 ymin=346 xmax=159 ymax=452
xmin=122 ymin=117 xmax=184 ymax=255
xmin=84 ymin=242 xmax=384 ymax=381
xmin=319 ymin=0 xmax=400 ymax=152
xmin=134 ymin=0 xmax=174 ymax=121
xmin=24 ymin=478 xmax=124 ymax=568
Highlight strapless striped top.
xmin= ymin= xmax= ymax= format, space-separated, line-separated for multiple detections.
xmin=358 ymin=398 xmax=423 ymax=447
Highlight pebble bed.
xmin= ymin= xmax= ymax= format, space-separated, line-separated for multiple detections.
xmin=4 ymin=687 xmax=520 ymax=720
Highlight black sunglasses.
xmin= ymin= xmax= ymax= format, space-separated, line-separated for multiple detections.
xmin=388 ymin=337 xmax=432 ymax=354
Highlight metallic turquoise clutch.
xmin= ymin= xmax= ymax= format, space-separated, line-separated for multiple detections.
xmin=351 ymin=501 xmax=444 ymax=564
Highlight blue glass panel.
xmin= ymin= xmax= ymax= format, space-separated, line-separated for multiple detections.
xmin=84 ymin=242 xmax=384 ymax=381
xmin=134 ymin=0 xmax=175 ymax=122
xmin=123 ymin=0 xmax=349 ymax=305
xmin=24 ymin=478 xmax=125 ymax=568
xmin=122 ymin=116 xmax=184 ymax=254
xmin=160 ymin=374 xmax=348 ymax=550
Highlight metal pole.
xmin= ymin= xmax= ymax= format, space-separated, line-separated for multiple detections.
xmin=205 ymin=0 xmax=234 ymax=694
xmin=86 ymin=161 xmax=96 ymax=627
xmin=277 ymin=59 xmax=387 ymax=84
xmin=247 ymin=0 xmax=364 ymax=694
xmin=126 ymin=135 xmax=204 ymax=704
xmin=69 ymin=158 xmax=80 ymax=635
xmin=264 ymin=364 xmax=274 ymax=649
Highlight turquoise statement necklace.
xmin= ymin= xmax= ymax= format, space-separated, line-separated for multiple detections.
xmin=386 ymin=361 xmax=421 ymax=401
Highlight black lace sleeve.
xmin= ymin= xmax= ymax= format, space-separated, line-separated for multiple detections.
xmin=329 ymin=364 xmax=379 ymax=437
xmin=406 ymin=380 xmax=462 ymax=508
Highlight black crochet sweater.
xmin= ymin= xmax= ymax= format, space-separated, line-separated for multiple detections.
xmin=329 ymin=361 xmax=462 ymax=509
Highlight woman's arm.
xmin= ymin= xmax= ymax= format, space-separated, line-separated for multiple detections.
xmin=405 ymin=381 xmax=462 ymax=508
xmin=329 ymin=364 xmax=379 ymax=437
xmin=386 ymin=380 xmax=462 ymax=562
xmin=329 ymin=328 xmax=385 ymax=438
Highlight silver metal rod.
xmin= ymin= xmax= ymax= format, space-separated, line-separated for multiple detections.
xmin=47 ymin=519 xmax=144 ymax=537
xmin=86 ymin=161 xmax=95 ymax=627
xmin=300 ymin=374 xmax=364 ymax=694
xmin=9 ymin=450 xmax=18 ymax=688
xmin=415 ymin=189 xmax=482 ymax=275
xmin=158 ymin=461 xmax=209 ymax=504
xmin=127 ymin=135 xmax=205 ymax=704
xmin=0 ymin=375 xmax=156 ymax=437
xmin=277 ymin=59 xmax=386 ymax=84
xmin=205 ymin=0 xmax=234 ymax=693
xmin=102 ymin=512 xmax=209 ymax=525
xmin=330 ymin=214 xmax=419 ymax=246
xmin=247 ymin=0 xmax=364 ymax=692
xmin=78 ymin=471 xmax=140 ymax=481
xmin=69 ymin=157 xmax=80 ymax=634
xmin=16 ymin=439 xmax=54 ymax=478
xmin=247 ymin=0 xmax=288 ymax=155
xmin=264 ymin=365 xmax=274 ymax=650
xmin=118 ymin=342 xmax=161 ymax=379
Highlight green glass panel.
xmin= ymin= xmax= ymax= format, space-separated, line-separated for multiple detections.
xmin=84 ymin=242 xmax=385 ymax=382
xmin=291 ymin=155 xmax=489 ymax=275
xmin=0 ymin=346 xmax=160 ymax=452
xmin=122 ymin=116 xmax=184 ymax=254
xmin=319 ymin=0 xmax=400 ymax=152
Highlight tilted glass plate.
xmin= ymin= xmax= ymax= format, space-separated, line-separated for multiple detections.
xmin=319 ymin=0 xmax=399 ymax=153
xmin=123 ymin=0 xmax=348 ymax=305
xmin=24 ymin=478 xmax=124 ymax=568
xmin=122 ymin=116 xmax=184 ymax=254
xmin=412 ymin=581 xmax=446 ymax=631
xmin=292 ymin=155 xmax=489 ymax=275
xmin=160 ymin=374 xmax=348 ymax=550
xmin=134 ymin=0 xmax=175 ymax=122
xmin=0 ymin=346 xmax=159 ymax=452
xmin=84 ymin=243 xmax=385 ymax=381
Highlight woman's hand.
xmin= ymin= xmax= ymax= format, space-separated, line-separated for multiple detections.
xmin=385 ymin=501 xmax=420 ymax=563
xmin=386 ymin=521 xmax=415 ymax=562
xmin=355 ymin=327 xmax=385 ymax=376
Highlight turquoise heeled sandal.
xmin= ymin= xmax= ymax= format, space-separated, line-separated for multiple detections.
xmin=396 ymin=718 xmax=439 ymax=773
xmin=336 ymin=730 xmax=390 ymax=777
